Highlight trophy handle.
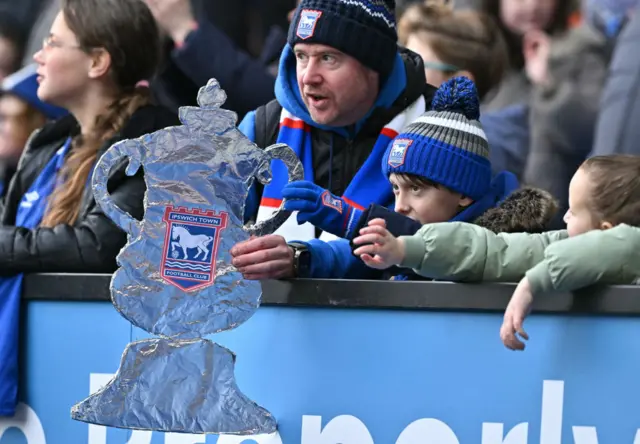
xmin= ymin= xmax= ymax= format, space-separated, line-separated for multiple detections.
xmin=244 ymin=143 xmax=303 ymax=237
xmin=92 ymin=138 xmax=145 ymax=238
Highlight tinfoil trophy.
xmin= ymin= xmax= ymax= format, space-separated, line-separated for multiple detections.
xmin=71 ymin=79 xmax=303 ymax=435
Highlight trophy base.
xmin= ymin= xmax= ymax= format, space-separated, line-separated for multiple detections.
xmin=71 ymin=338 xmax=277 ymax=435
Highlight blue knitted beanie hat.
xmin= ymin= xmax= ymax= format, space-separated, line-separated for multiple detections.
xmin=288 ymin=0 xmax=398 ymax=80
xmin=382 ymin=76 xmax=491 ymax=200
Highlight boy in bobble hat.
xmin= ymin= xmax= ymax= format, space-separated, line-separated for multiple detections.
xmin=277 ymin=77 xmax=558 ymax=280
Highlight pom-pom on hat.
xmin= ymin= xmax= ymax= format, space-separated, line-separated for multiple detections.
xmin=288 ymin=0 xmax=398 ymax=81
xmin=382 ymin=76 xmax=491 ymax=200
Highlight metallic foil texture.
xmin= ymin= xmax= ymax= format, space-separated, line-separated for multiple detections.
xmin=71 ymin=79 xmax=303 ymax=435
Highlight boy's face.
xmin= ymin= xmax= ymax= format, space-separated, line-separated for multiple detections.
xmin=564 ymin=167 xmax=598 ymax=237
xmin=390 ymin=174 xmax=471 ymax=224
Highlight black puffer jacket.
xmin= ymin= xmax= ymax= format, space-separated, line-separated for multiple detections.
xmin=252 ymin=48 xmax=437 ymax=200
xmin=0 ymin=105 xmax=179 ymax=276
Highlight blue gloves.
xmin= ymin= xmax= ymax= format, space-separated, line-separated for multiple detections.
xmin=282 ymin=181 xmax=363 ymax=239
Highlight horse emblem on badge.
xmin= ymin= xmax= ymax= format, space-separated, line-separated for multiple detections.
xmin=71 ymin=79 xmax=304 ymax=436
xmin=388 ymin=138 xmax=413 ymax=168
xmin=162 ymin=207 xmax=228 ymax=291
xmin=297 ymin=9 xmax=322 ymax=39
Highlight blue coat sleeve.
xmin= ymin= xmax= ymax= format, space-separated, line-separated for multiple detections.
xmin=239 ymin=111 xmax=256 ymax=141
xmin=171 ymin=20 xmax=276 ymax=119
xmin=302 ymin=238 xmax=381 ymax=279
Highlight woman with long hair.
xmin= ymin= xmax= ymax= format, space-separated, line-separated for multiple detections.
xmin=0 ymin=0 xmax=178 ymax=417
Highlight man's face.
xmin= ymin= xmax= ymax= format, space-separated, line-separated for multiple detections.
xmin=294 ymin=43 xmax=379 ymax=127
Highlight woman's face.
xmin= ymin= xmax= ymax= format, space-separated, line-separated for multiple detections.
xmin=405 ymin=33 xmax=460 ymax=87
xmin=500 ymin=0 xmax=557 ymax=35
xmin=33 ymin=12 xmax=94 ymax=108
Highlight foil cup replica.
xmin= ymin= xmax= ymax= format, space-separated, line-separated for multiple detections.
xmin=71 ymin=79 xmax=303 ymax=435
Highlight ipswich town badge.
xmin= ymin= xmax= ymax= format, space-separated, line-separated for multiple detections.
xmin=321 ymin=190 xmax=343 ymax=213
xmin=161 ymin=206 xmax=228 ymax=292
xmin=296 ymin=9 xmax=322 ymax=40
xmin=388 ymin=138 xmax=413 ymax=168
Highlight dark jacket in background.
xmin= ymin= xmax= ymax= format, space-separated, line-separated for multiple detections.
xmin=0 ymin=0 xmax=42 ymax=38
xmin=156 ymin=19 xmax=281 ymax=118
xmin=590 ymin=9 xmax=640 ymax=157
xmin=153 ymin=0 xmax=286 ymax=118
xmin=0 ymin=105 xmax=178 ymax=276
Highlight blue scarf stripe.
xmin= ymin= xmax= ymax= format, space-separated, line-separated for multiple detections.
xmin=261 ymin=116 xmax=395 ymax=211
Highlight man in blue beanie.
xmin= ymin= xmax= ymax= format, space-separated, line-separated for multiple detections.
xmin=232 ymin=0 xmax=437 ymax=279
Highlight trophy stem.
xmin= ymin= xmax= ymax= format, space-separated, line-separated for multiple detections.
xmin=71 ymin=338 xmax=277 ymax=435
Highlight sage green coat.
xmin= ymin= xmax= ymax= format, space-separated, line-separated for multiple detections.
xmin=399 ymin=223 xmax=640 ymax=294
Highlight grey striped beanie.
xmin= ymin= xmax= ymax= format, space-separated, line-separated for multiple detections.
xmin=382 ymin=76 xmax=491 ymax=200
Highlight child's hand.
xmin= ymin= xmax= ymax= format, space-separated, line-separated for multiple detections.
xmin=352 ymin=218 xmax=405 ymax=269
xmin=500 ymin=277 xmax=534 ymax=350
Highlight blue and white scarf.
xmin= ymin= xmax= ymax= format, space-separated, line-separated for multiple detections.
xmin=0 ymin=137 xmax=72 ymax=416
xmin=256 ymin=96 xmax=426 ymax=242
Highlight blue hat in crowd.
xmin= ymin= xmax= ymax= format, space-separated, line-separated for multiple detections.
xmin=382 ymin=76 xmax=492 ymax=200
xmin=288 ymin=0 xmax=398 ymax=80
xmin=1 ymin=64 xmax=68 ymax=121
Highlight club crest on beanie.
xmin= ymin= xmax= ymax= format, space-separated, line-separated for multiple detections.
xmin=382 ymin=76 xmax=492 ymax=200
xmin=288 ymin=0 xmax=398 ymax=81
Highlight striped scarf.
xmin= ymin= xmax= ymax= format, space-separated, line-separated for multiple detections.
xmin=256 ymin=96 xmax=426 ymax=242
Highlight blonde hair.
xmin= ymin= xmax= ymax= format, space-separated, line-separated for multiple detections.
xmin=397 ymin=0 xmax=508 ymax=99
xmin=579 ymin=155 xmax=640 ymax=228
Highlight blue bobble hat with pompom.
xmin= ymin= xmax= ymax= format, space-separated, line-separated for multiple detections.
xmin=382 ymin=76 xmax=491 ymax=200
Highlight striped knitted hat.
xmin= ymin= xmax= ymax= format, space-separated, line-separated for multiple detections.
xmin=382 ymin=76 xmax=491 ymax=200
xmin=288 ymin=0 xmax=398 ymax=80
